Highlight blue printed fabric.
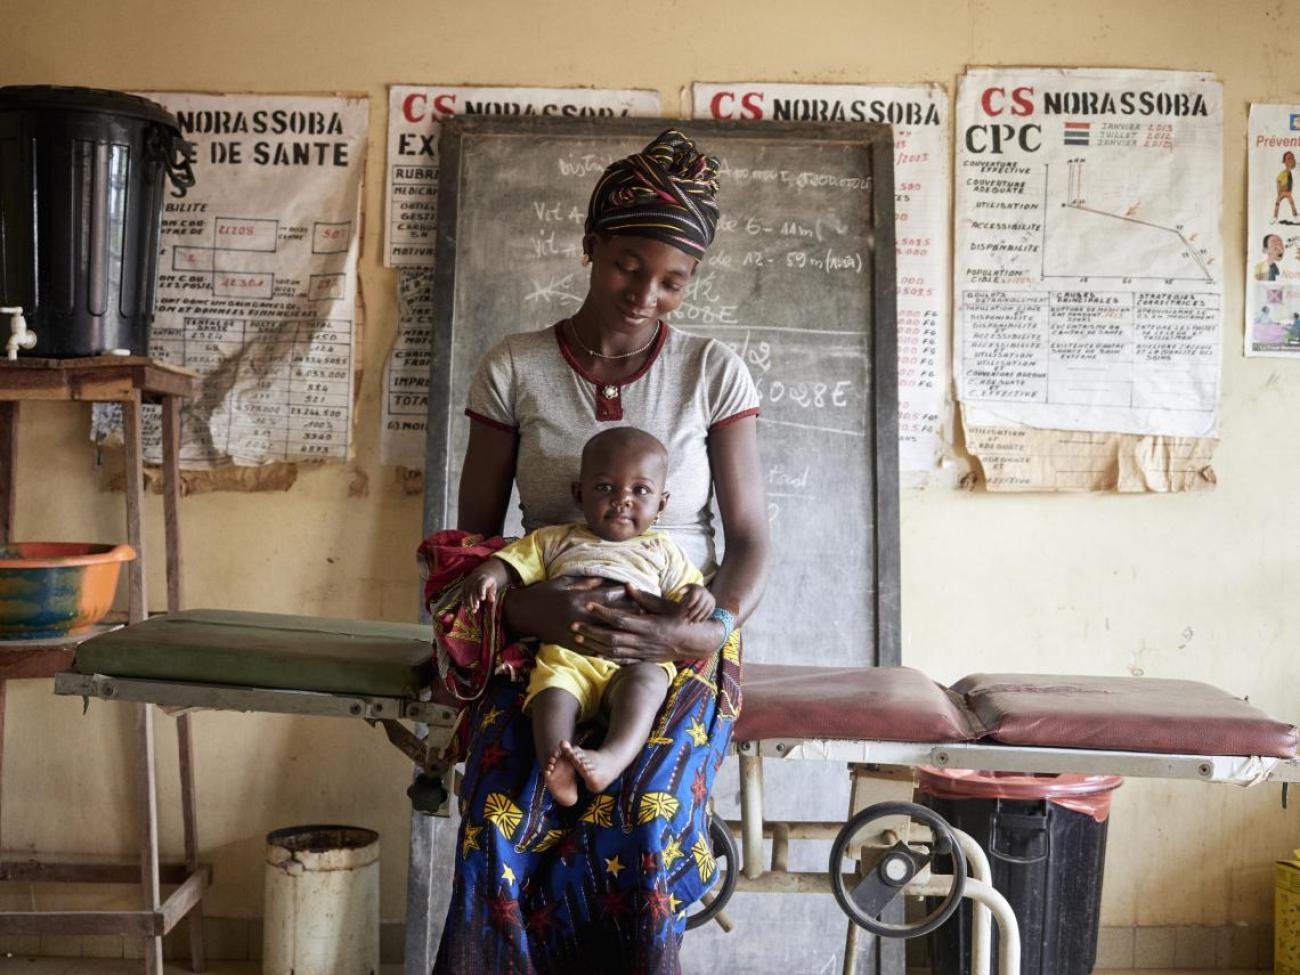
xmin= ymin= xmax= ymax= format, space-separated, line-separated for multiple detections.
xmin=432 ymin=635 xmax=741 ymax=975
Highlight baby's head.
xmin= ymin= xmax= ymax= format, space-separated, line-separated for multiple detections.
xmin=572 ymin=427 xmax=669 ymax=542
xmin=1286 ymin=151 xmax=1296 ymax=169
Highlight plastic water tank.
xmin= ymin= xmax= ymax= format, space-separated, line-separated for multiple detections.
xmin=0 ymin=85 xmax=193 ymax=357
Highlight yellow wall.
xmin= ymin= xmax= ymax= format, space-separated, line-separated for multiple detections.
xmin=3 ymin=0 xmax=1298 ymax=929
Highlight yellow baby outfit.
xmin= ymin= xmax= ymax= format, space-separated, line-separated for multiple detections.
xmin=493 ymin=523 xmax=704 ymax=720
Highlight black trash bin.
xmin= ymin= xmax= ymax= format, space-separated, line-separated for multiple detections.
xmin=920 ymin=767 xmax=1122 ymax=975
xmin=0 ymin=85 xmax=193 ymax=357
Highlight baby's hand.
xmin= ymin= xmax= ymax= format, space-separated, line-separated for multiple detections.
xmin=679 ymin=583 xmax=716 ymax=623
xmin=465 ymin=566 xmax=499 ymax=614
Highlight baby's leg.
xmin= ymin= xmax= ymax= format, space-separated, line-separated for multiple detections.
xmin=563 ymin=663 xmax=671 ymax=795
xmin=531 ymin=688 xmax=581 ymax=807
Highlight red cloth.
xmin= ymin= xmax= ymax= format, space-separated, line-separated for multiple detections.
xmin=417 ymin=530 xmax=536 ymax=760
xmin=418 ymin=529 xmax=503 ymax=606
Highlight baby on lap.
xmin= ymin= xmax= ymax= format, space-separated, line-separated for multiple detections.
xmin=464 ymin=426 xmax=715 ymax=805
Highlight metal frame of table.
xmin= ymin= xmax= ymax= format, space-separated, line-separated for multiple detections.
xmin=50 ymin=667 xmax=1300 ymax=975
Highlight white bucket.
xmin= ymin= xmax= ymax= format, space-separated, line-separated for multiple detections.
xmin=263 ymin=824 xmax=380 ymax=975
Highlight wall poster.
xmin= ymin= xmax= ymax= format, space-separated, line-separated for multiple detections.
xmin=953 ymin=69 xmax=1222 ymax=491
xmin=100 ymin=92 xmax=369 ymax=469
xmin=1245 ymin=104 xmax=1300 ymax=357
xmin=693 ymin=82 xmax=952 ymax=480
xmin=380 ymin=86 xmax=660 ymax=468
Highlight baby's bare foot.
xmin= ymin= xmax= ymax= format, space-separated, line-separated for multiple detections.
xmin=561 ymin=740 xmax=627 ymax=795
xmin=543 ymin=746 xmax=579 ymax=807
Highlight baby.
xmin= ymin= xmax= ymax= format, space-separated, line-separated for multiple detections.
xmin=464 ymin=426 xmax=714 ymax=806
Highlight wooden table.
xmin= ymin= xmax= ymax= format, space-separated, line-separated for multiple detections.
xmin=0 ymin=357 xmax=207 ymax=973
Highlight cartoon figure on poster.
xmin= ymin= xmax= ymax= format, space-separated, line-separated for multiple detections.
xmin=1275 ymin=151 xmax=1298 ymax=223
xmin=1245 ymin=105 xmax=1300 ymax=356
xmin=1255 ymin=233 xmax=1286 ymax=281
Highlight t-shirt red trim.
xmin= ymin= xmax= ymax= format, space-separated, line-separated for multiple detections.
xmin=555 ymin=321 xmax=668 ymax=379
xmin=708 ymin=407 xmax=760 ymax=433
xmin=464 ymin=408 xmax=517 ymax=434
xmin=554 ymin=320 xmax=670 ymax=423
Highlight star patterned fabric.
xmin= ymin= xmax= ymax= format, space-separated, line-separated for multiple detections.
xmin=428 ymin=531 xmax=742 ymax=974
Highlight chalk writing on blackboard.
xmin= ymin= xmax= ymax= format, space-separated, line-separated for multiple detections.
xmin=424 ymin=119 xmax=898 ymax=668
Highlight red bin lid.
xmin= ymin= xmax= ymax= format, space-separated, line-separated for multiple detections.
xmin=917 ymin=766 xmax=1123 ymax=801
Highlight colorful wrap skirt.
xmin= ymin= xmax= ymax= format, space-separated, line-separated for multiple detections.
xmin=421 ymin=531 xmax=742 ymax=975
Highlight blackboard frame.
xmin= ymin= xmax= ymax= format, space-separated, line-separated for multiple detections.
xmin=422 ymin=115 xmax=899 ymax=667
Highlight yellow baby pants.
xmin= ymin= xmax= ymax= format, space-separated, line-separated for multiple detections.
xmin=524 ymin=644 xmax=676 ymax=722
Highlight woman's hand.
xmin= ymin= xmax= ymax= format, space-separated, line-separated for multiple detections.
xmin=502 ymin=576 xmax=632 ymax=646
xmin=570 ymin=585 xmax=724 ymax=664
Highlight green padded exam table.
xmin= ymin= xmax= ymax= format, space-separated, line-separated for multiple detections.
xmin=56 ymin=608 xmax=459 ymax=785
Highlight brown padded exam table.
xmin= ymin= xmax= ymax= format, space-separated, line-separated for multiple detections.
xmin=54 ymin=610 xmax=1300 ymax=975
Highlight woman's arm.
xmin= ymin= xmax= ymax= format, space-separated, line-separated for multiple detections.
xmin=704 ymin=415 xmax=770 ymax=624
xmin=572 ymin=415 xmax=771 ymax=662
xmin=457 ymin=421 xmax=518 ymax=537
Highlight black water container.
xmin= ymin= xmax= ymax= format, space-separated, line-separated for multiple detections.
xmin=0 ymin=86 xmax=193 ymax=357
xmin=920 ymin=767 xmax=1122 ymax=975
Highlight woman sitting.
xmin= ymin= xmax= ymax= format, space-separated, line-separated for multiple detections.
xmin=430 ymin=129 xmax=770 ymax=975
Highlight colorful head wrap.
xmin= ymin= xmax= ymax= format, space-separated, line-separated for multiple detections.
xmin=585 ymin=129 xmax=721 ymax=259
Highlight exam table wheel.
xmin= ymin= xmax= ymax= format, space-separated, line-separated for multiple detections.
xmin=828 ymin=800 xmax=966 ymax=939
xmin=684 ymin=812 xmax=738 ymax=931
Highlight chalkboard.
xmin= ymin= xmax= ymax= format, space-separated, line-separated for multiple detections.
xmin=422 ymin=116 xmax=898 ymax=670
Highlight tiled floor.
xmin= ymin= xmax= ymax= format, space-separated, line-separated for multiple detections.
xmin=0 ymin=960 xmax=1268 ymax=975
xmin=0 ymin=963 xmax=396 ymax=975
xmin=0 ymin=964 xmax=294 ymax=975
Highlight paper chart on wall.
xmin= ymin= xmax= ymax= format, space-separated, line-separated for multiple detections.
xmin=964 ymin=424 xmax=1216 ymax=492
xmin=1244 ymin=104 xmax=1300 ymax=357
xmin=102 ymin=92 xmax=369 ymax=469
xmin=379 ymin=86 xmax=660 ymax=468
xmin=954 ymin=68 xmax=1223 ymax=441
xmin=691 ymin=82 xmax=952 ymax=478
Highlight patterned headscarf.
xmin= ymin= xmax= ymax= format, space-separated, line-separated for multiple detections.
xmin=585 ymin=129 xmax=721 ymax=259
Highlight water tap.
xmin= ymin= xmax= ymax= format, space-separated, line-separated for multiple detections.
xmin=0 ymin=308 xmax=35 ymax=360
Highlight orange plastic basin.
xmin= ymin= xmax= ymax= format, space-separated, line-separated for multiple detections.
xmin=0 ymin=542 xmax=136 ymax=639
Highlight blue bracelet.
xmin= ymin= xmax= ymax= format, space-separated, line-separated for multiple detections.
xmin=709 ymin=607 xmax=736 ymax=651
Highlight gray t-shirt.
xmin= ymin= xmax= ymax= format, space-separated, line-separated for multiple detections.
xmin=466 ymin=322 xmax=759 ymax=573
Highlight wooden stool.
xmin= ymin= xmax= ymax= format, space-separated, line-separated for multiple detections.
xmin=0 ymin=357 xmax=207 ymax=973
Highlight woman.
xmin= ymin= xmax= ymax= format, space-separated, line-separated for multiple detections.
xmin=430 ymin=130 xmax=770 ymax=974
